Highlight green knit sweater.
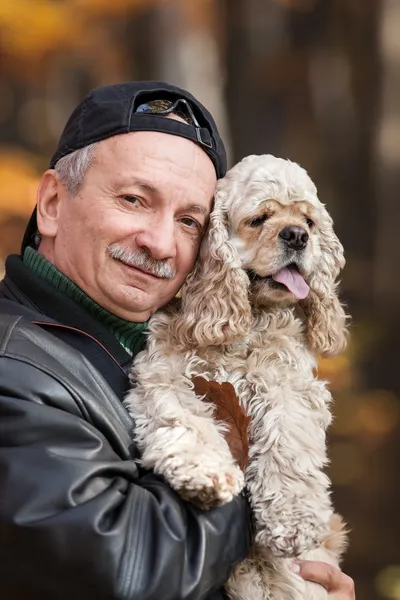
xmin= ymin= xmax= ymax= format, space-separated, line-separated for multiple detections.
xmin=23 ymin=247 xmax=148 ymax=357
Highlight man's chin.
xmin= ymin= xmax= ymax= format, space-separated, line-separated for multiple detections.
xmin=96 ymin=283 xmax=150 ymax=321
xmin=115 ymin=286 xmax=182 ymax=321
xmin=99 ymin=270 xmax=184 ymax=320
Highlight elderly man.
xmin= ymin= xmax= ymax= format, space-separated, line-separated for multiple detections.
xmin=0 ymin=81 xmax=354 ymax=599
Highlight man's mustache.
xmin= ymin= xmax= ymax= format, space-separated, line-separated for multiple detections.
xmin=107 ymin=244 xmax=176 ymax=280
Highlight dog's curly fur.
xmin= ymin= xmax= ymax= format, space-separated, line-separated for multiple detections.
xmin=125 ymin=154 xmax=350 ymax=600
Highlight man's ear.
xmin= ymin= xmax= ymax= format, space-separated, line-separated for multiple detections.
xmin=36 ymin=170 xmax=62 ymax=239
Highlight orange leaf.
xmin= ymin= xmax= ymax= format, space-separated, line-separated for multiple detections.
xmin=192 ymin=376 xmax=252 ymax=471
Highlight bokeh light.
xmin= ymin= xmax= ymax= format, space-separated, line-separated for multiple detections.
xmin=0 ymin=2 xmax=399 ymax=598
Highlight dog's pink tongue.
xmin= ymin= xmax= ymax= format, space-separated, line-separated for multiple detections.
xmin=272 ymin=266 xmax=310 ymax=299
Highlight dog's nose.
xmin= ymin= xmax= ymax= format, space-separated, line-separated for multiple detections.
xmin=279 ymin=226 xmax=309 ymax=250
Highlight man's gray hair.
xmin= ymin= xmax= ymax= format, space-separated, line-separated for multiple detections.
xmin=33 ymin=143 xmax=97 ymax=249
xmin=54 ymin=143 xmax=97 ymax=196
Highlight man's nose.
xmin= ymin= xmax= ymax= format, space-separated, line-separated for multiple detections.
xmin=135 ymin=219 xmax=177 ymax=260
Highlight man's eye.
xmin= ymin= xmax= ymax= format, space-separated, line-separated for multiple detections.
xmin=121 ymin=195 xmax=141 ymax=205
xmin=180 ymin=217 xmax=201 ymax=230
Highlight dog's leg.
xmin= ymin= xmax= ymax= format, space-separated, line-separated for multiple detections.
xmin=227 ymin=514 xmax=346 ymax=600
xmin=243 ymin=370 xmax=335 ymax=558
xmin=295 ymin=513 xmax=348 ymax=600
xmin=226 ymin=554 xmax=270 ymax=600
xmin=125 ymin=340 xmax=244 ymax=508
xmin=226 ymin=551 xmax=308 ymax=600
xmin=263 ymin=514 xmax=347 ymax=600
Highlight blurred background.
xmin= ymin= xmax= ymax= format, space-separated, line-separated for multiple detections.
xmin=0 ymin=0 xmax=399 ymax=597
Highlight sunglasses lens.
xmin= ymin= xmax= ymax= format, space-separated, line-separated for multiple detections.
xmin=135 ymin=98 xmax=211 ymax=149
xmin=135 ymin=99 xmax=197 ymax=126
xmin=136 ymin=100 xmax=174 ymax=114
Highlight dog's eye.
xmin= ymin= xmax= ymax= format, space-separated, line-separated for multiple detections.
xmin=249 ymin=214 xmax=269 ymax=228
xmin=306 ymin=218 xmax=314 ymax=228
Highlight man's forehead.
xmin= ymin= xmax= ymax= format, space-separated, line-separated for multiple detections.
xmin=109 ymin=174 xmax=158 ymax=193
xmin=96 ymin=131 xmax=214 ymax=179
xmin=90 ymin=130 xmax=216 ymax=207
xmin=99 ymin=169 xmax=212 ymax=214
xmin=95 ymin=127 xmax=201 ymax=157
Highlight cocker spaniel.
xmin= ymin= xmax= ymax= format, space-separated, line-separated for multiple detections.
xmin=126 ymin=154 xmax=349 ymax=600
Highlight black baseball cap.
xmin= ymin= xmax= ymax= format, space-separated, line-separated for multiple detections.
xmin=21 ymin=81 xmax=227 ymax=253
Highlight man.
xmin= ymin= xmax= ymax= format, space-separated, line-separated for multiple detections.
xmin=0 ymin=81 xmax=354 ymax=599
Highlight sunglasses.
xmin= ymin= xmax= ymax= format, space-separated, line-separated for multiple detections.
xmin=135 ymin=98 xmax=212 ymax=149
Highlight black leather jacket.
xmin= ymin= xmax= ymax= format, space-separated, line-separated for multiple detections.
xmin=0 ymin=255 xmax=252 ymax=600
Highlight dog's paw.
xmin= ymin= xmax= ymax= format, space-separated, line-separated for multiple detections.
xmin=255 ymin=514 xmax=329 ymax=558
xmin=162 ymin=450 xmax=245 ymax=508
xmin=140 ymin=425 xmax=245 ymax=507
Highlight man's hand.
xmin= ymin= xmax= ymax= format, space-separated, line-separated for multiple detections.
xmin=192 ymin=376 xmax=251 ymax=471
xmin=294 ymin=561 xmax=355 ymax=599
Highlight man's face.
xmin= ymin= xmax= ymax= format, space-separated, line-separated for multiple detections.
xmin=37 ymin=130 xmax=217 ymax=321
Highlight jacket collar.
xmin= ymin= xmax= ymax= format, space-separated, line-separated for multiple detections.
xmin=0 ymin=254 xmax=133 ymax=372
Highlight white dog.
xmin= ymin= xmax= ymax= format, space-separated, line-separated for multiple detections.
xmin=126 ymin=155 xmax=349 ymax=600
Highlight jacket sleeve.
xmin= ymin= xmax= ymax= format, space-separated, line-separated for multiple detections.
xmin=0 ymin=356 xmax=252 ymax=600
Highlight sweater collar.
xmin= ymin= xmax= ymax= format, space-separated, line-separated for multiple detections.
xmin=23 ymin=247 xmax=148 ymax=357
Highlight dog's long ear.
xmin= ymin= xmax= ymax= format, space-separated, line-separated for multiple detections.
xmin=176 ymin=188 xmax=252 ymax=348
xmin=301 ymin=215 xmax=349 ymax=357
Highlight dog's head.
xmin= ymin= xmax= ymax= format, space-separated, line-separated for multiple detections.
xmin=179 ymin=155 xmax=348 ymax=355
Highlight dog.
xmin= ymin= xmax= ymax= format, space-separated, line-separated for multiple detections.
xmin=126 ymin=154 xmax=349 ymax=600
